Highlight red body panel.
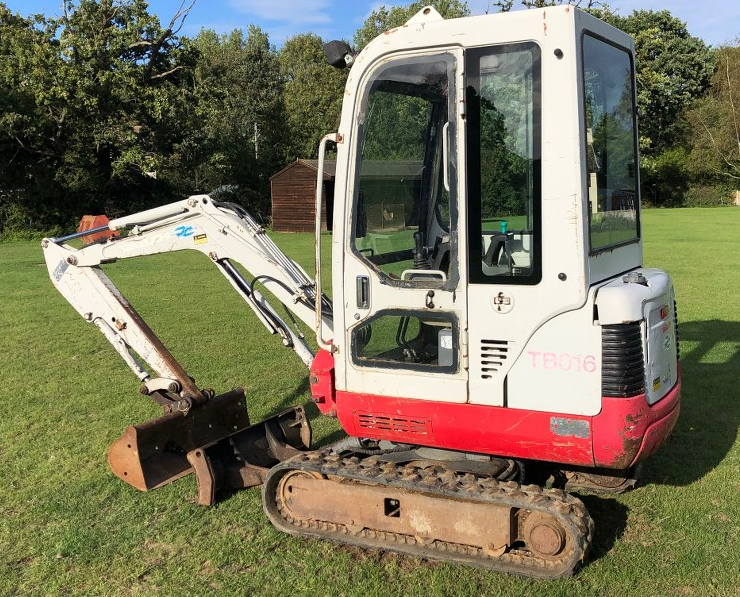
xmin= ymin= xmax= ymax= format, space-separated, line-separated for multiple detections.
xmin=592 ymin=377 xmax=681 ymax=468
xmin=309 ymin=350 xmax=682 ymax=470
xmin=309 ymin=348 xmax=337 ymax=417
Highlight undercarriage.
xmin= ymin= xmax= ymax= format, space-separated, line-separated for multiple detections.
xmin=263 ymin=447 xmax=595 ymax=579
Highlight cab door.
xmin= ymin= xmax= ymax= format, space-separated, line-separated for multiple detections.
xmin=341 ymin=49 xmax=468 ymax=403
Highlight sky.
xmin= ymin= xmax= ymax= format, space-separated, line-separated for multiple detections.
xmin=4 ymin=0 xmax=739 ymax=47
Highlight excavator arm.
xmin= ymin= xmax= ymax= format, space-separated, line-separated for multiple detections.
xmin=42 ymin=195 xmax=330 ymax=503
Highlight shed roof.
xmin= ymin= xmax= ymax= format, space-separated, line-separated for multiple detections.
xmin=270 ymin=159 xmax=336 ymax=181
xmin=271 ymin=159 xmax=424 ymax=182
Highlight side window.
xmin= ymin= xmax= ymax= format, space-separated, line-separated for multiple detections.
xmin=352 ymin=55 xmax=456 ymax=285
xmin=467 ymin=44 xmax=541 ymax=285
xmin=353 ymin=311 xmax=457 ymax=372
xmin=583 ymin=33 xmax=640 ymax=251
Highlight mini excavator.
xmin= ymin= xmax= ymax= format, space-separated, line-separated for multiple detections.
xmin=43 ymin=6 xmax=681 ymax=578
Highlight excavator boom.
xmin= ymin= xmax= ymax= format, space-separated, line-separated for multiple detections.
xmin=42 ymin=195 xmax=327 ymax=503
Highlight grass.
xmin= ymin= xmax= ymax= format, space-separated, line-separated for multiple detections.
xmin=1 ymin=208 xmax=740 ymax=596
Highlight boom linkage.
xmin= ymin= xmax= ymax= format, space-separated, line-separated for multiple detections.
xmin=42 ymin=195 xmax=334 ymax=398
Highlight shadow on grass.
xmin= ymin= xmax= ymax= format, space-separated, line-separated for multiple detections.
xmin=272 ymin=376 xmax=311 ymax=413
xmin=578 ymin=495 xmax=629 ymax=564
xmin=641 ymin=319 xmax=740 ymax=487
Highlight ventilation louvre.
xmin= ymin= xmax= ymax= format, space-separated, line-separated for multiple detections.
xmin=674 ymin=299 xmax=680 ymax=361
xmin=480 ymin=339 xmax=509 ymax=379
xmin=355 ymin=412 xmax=431 ymax=438
xmin=602 ymin=323 xmax=645 ymax=397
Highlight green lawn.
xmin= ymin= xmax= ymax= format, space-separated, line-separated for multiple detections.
xmin=1 ymin=208 xmax=739 ymax=596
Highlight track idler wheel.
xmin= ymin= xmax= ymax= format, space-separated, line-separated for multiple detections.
xmin=522 ymin=512 xmax=567 ymax=559
xmin=276 ymin=469 xmax=323 ymax=521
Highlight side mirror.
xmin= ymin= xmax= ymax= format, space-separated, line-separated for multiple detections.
xmin=324 ymin=40 xmax=354 ymax=69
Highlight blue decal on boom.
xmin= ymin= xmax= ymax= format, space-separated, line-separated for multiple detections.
xmin=174 ymin=225 xmax=195 ymax=238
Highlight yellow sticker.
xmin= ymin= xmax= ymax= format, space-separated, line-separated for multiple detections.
xmin=194 ymin=234 xmax=208 ymax=245
xmin=652 ymin=377 xmax=661 ymax=392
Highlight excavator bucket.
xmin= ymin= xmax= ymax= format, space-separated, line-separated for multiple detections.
xmin=108 ymin=388 xmax=311 ymax=505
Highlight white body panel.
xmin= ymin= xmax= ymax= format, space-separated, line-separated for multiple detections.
xmin=507 ymin=295 xmax=602 ymax=416
xmin=337 ymin=45 xmax=468 ymax=402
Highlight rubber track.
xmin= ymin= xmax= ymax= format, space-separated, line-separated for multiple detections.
xmin=263 ymin=449 xmax=594 ymax=579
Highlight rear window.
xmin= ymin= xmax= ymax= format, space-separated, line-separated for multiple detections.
xmin=583 ymin=33 xmax=640 ymax=252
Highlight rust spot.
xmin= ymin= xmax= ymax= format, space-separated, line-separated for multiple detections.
xmin=603 ymin=425 xmax=643 ymax=469
xmin=616 ymin=435 xmax=642 ymax=468
xmin=624 ymin=412 xmax=646 ymax=426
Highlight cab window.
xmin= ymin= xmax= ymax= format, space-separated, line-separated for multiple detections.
xmin=583 ymin=33 xmax=640 ymax=252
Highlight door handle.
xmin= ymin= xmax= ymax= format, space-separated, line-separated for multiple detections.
xmin=356 ymin=275 xmax=370 ymax=309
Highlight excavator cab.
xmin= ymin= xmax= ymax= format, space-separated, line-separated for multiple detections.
xmin=315 ymin=4 xmax=679 ymax=482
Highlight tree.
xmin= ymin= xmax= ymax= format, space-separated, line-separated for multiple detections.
xmin=278 ymin=33 xmax=348 ymax=161
xmin=687 ymin=45 xmax=740 ymax=188
xmin=600 ymin=10 xmax=714 ymax=157
xmin=0 ymin=0 xmax=195 ymax=229
xmin=162 ymin=25 xmax=285 ymax=216
xmin=353 ymin=0 xmax=470 ymax=51
xmin=495 ymin=4 xmax=714 ymax=158
xmin=0 ymin=5 xmax=68 ymax=228
xmin=490 ymin=4 xmax=714 ymax=204
xmin=601 ymin=10 xmax=715 ymax=205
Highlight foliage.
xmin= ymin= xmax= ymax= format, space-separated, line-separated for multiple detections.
xmin=591 ymin=9 xmax=715 ymax=206
xmin=353 ymin=0 xmax=470 ymax=51
xmin=361 ymin=91 xmax=432 ymax=161
xmin=477 ymin=51 xmax=535 ymax=219
xmin=686 ymin=45 xmax=740 ymax=187
xmin=480 ymin=104 xmax=529 ymax=217
xmin=0 ymin=0 xmax=196 ymax=227
xmin=639 ymin=146 xmax=691 ymax=206
xmin=598 ymin=10 xmax=714 ymax=158
xmin=683 ymin=182 xmax=736 ymax=207
xmin=0 ymin=0 xmax=734 ymax=226
xmin=490 ymin=4 xmax=715 ymax=206
xmin=278 ymin=33 xmax=348 ymax=161
xmin=161 ymin=26 xmax=285 ymax=215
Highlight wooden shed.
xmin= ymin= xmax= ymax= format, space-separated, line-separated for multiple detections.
xmin=270 ymin=159 xmax=335 ymax=233
xmin=271 ymin=158 xmax=424 ymax=233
